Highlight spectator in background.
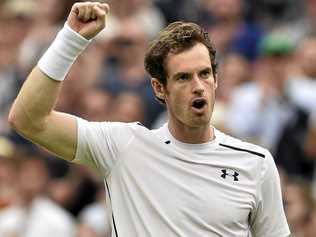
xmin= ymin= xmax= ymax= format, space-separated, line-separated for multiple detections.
xmin=18 ymin=155 xmax=77 ymax=237
xmin=305 ymin=116 xmax=316 ymax=198
xmin=56 ymin=45 xmax=104 ymax=117
xmin=0 ymin=1 xmax=33 ymax=135
xmin=109 ymin=91 xmax=145 ymax=124
xmin=274 ymin=36 xmax=316 ymax=182
xmin=276 ymin=0 xmax=316 ymax=43
xmin=305 ymin=116 xmax=316 ymax=161
xmin=18 ymin=0 xmax=81 ymax=75
xmin=99 ymin=17 xmax=163 ymax=126
xmin=207 ymin=53 xmax=252 ymax=133
xmin=0 ymin=145 xmax=20 ymax=237
xmin=202 ymin=0 xmax=264 ymax=61
xmin=100 ymin=0 xmax=165 ymax=40
xmin=153 ymin=0 xmax=201 ymax=24
xmin=0 ymin=153 xmax=77 ymax=237
xmin=216 ymin=53 xmax=251 ymax=103
xmin=248 ymin=0 xmax=304 ymax=30
xmin=283 ymin=178 xmax=315 ymax=237
xmin=274 ymin=107 xmax=313 ymax=181
xmin=287 ymin=35 xmax=316 ymax=115
xmin=81 ymin=88 xmax=113 ymax=122
xmin=78 ymin=189 xmax=111 ymax=237
xmin=304 ymin=201 xmax=316 ymax=237
xmin=225 ymin=32 xmax=296 ymax=152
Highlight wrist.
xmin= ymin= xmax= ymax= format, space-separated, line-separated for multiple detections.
xmin=38 ymin=23 xmax=91 ymax=81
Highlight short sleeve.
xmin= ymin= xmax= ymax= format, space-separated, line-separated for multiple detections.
xmin=250 ymin=151 xmax=290 ymax=237
xmin=73 ymin=118 xmax=134 ymax=177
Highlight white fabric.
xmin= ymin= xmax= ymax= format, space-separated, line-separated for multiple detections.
xmin=38 ymin=23 xmax=91 ymax=81
xmin=79 ymin=202 xmax=112 ymax=236
xmin=74 ymin=119 xmax=290 ymax=237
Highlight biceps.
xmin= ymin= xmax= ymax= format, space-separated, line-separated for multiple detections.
xmin=30 ymin=111 xmax=78 ymax=161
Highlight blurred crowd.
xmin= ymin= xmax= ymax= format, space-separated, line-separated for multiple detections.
xmin=1 ymin=0 xmax=316 ymax=236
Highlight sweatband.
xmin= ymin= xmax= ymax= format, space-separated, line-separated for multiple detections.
xmin=38 ymin=23 xmax=91 ymax=81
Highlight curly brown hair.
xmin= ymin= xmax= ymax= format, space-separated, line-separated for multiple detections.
xmin=144 ymin=21 xmax=217 ymax=103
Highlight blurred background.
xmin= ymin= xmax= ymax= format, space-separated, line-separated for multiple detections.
xmin=1 ymin=0 xmax=316 ymax=236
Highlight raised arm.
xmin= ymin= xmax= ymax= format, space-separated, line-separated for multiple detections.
xmin=8 ymin=2 xmax=109 ymax=161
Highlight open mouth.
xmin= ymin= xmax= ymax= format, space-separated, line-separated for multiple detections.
xmin=192 ymin=98 xmax=207 ymax=109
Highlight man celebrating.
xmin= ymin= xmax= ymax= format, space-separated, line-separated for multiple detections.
xmin=9 ymin=2 xmax=290 ymax=236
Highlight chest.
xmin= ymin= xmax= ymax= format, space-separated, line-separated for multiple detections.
xmin=111 ymin=140 xmax=258 ymax=229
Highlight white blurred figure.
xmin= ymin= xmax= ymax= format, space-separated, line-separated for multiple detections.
xmin=0 ymin=156 xmax=77 ymax=237
xmin=287 ymin=36 xmax=316 ymax=115
xmin=78 ymin=197 xmax=111 ymax=237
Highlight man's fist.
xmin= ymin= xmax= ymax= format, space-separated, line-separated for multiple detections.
xmin=67 ymin=2 xmax=109 ymax=40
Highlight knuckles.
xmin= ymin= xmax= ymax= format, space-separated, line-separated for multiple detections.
xmin=75 ymin=1 xmax=106 ymax=20
xmin=68 ymin=1 xmax=108 ymax=39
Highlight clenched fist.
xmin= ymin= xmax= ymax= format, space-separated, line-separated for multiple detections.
xmin=67 ymin=2 xmax=109 ymax=40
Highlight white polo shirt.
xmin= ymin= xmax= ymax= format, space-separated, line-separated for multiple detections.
xmin=74 ymin=119 xmax=290 ymax=237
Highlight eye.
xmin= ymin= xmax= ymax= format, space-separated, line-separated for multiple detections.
xmin=177 ymin=73 xmax=190 ymax=81
xmin=200 ymin=69 xmax=211 ymax=79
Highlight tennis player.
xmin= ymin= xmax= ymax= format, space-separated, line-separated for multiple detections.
xmin=9 ymin=2 xmax=290 ymax=236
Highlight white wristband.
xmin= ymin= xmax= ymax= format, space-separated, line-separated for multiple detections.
xmin=38 ymin=23 xmax=91 ymax=81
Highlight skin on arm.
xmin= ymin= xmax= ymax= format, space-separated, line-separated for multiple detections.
xmin=8 ymin=2 xmax=109 ymax=161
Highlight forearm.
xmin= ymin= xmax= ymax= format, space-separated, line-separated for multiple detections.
xmin=8 ymin=2 xmax=109 ymax=160
xmin=9 ymin=22 xmax=91 ymax=135
xmin=9 ymin=67 xmax=61 ymax=135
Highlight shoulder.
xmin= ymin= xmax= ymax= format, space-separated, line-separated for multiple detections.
xmin=216 ymin=129 xmax=277 ymax=180
xmin=77 ymin=118 xmax=145 ymax=135
xmin=215 ymin=129 xmax=275 ymax=184
xmin=216 ymin=129 xmax=268 ymax=159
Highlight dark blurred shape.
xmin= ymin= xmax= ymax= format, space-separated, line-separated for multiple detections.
xmin=275 ymin=108 xmax=314 ymax=181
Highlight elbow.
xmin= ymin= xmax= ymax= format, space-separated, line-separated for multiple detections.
xmin=8 ymin=107 xmax=19 ymax=130
xmin=8 ymin=108 xmax=32 ymax=140
xmin=7 ymin=107 xmax=27 ymax=135
xmin=8 ymin=110 xmax=32 ymax=139
xmin=8 ymin=102 xmax=48 ymax=137
xmin=7 ymin=106 xmax=41 ymax=136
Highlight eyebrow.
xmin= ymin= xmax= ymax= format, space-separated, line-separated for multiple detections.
xmin=172 ymin=71 xmax=190 ymax=79
xmin=172 ymin=66 xmax=213 ymax=79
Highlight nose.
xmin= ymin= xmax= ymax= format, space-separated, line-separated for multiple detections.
xmin=191 ymin=75 xmax=204 ymax=95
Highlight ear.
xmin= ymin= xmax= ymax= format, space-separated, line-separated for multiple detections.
xmin=151 ymin=78 xmax=165 ymax=100
xmin=214 ymin=75 xmax=218 ymax=90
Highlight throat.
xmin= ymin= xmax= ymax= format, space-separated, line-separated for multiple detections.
xmin=168 ymin=122 xmax=214 ymax=144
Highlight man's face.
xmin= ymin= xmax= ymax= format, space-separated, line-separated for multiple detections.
xmin=156 ymin=43 xmax=217 ymax=128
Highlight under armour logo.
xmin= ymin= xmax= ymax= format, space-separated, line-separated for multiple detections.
xmin=221 ymin=169 xmax=239 ymax=181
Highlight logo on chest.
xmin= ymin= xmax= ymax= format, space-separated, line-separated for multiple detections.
xmin=221 ymin=169 xmax=239 ymax=181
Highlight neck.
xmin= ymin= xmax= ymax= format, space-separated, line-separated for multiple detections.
xmin=21 ymin=194 xmax=35 ymax=208
xmin=168 ymin=119 xmax=214 ymax=144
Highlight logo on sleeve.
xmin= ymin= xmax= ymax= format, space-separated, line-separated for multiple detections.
xmin=221 ymin=169 xmax=239 ymax=181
